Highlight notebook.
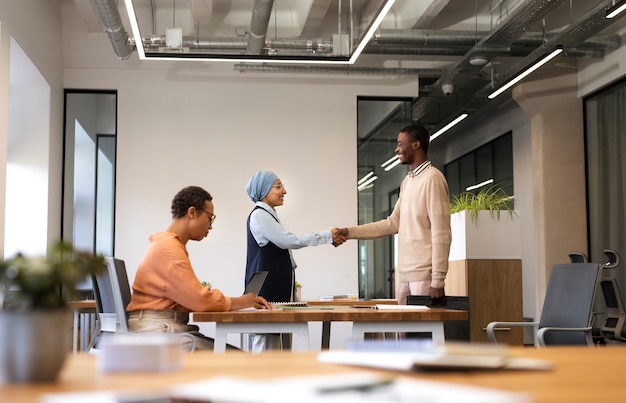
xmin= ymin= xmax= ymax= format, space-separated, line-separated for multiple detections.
xmin=244 ymin=271 xmax=268 ymax=295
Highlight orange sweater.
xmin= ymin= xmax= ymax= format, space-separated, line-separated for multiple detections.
xmin=126 ymin=232 xmax=231 ymax=313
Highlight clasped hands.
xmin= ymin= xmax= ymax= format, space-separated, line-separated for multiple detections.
xmin=330 ymin=227 xmax=348 ymax=247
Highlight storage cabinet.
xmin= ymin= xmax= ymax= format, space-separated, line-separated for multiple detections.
xmin=446 ymin=259 xmax=523 ymax=345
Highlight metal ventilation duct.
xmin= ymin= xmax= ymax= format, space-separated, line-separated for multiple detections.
xmin=95 ymin=0 xmax=133 ymax=60
xmin=246 ymin=0 xmax=274 ymax=55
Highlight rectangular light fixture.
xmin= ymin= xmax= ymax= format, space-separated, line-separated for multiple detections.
xmin=430 ymin=113 xmax=469 ymax=141
xmin=383 ymin=158 xmax=401 ymax=171
xmin=357 ymin=175 xmax=378 ymax=191
xmin=124 ymin=0 xmax=395 ymax=65
xmin=466 ymin=178 xmax=494 ymax=192
xmin=488 ymin=47 xmax=563 ymax=99
xmin=606 ymin=1 xmax=626 ymax=18
xmin=358 ymin=171 xmax=375 ymax=185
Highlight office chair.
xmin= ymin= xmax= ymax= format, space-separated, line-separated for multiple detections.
xmin=89 ymin=257 xmax=196 ymax=352
xmin=487 ymin=262 xmax=600 ymax=346
xmin=594 ymin=250 xmax=626 ymax=342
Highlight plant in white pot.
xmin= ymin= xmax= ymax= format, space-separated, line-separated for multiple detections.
xmin=0 ymin=241 xmax=105 ymax=383
xmin=449 ymin=183 xmax=520 ymax=260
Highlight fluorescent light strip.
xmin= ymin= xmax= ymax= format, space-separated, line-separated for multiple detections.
xmin=124 ymin=0 xmax=145 ymax=59
xmin=606 ymin=1 xmax=626 ymax=18
xmin=488 ymin=48 xmax=563 ymax=99
xmin=358 ymin=171 xmax=375 ymax=185
xmin=384 ymin=158 xmax=402 ymax=171
xmin=125 ymin=0 xmax=395 ymax=65
xmin=430 ymin=113 xmax=469 ymax=141
xmin=381 ymin=155 xmax=399 ymax=168
xmin=465 ymin=178 xmax=494 ymax=192
xmin=357 ymin=176 xmax=378 ymax=190
xmin=348 ymin=0 xmax=397 ymax=64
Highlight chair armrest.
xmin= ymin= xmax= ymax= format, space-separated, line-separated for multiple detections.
xmin=536 ymin=326 xmax=593 ymax=347
xmin=486 ymin=321 xmax=539 ymax=344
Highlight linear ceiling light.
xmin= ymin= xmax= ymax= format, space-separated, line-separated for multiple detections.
xmin=488 ymin=47 xmax=563 ymax=99
xmin=466 ymin=178 xmax=494 ymax=192
xmin=357 ymin=175 xmax=378 ymax=191
xmin=383 ymin=158 xmax=401 ymax=172
xmin=430 ymin=113 xmax=469 ymax=141
xmin=348 ymin=0 xmax=396 ymax=64
xmin=124 ymin=0 xmax=395 ymax=65
xmin=606 ymin=1 xmax=626 ymax=18
xmin=381 ymin=155 xmax=399 ymax=172
xmin=358 ymin=171 xmax=375 ymax=185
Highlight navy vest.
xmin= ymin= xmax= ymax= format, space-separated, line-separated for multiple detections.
xmin=245 ymin=206 xmax=293 ymax=302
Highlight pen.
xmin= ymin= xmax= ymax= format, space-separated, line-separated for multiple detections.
xmin=316 ymin=378 xmax=394 ymax=394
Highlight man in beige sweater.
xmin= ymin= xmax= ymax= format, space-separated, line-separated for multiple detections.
xmin=335 ymin=124 xmax=451 ymax=305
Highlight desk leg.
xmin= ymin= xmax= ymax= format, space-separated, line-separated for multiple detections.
xmin=213 ymin=326 xmax=228 ymax=353
xmin=213 ymin=323 xmax=310 ymax=353
xmin=321 ymin=321 xmax=331 ymax=349
xmin=351 ymin=322 xmax=446 ymax=345
xmin=72 ymin=311 xmax=79 ymax=354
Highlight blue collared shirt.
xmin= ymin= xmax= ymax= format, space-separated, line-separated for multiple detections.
xmin=249 ymin=201 xmax=333 ymax=268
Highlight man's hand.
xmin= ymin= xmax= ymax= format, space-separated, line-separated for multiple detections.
xmin=430 ymin=287 xmax=447 ymax=306
xmin=331 ymin=227 xmax=348 ymax=246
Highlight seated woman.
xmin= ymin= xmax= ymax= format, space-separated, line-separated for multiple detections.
xmin=126 ymin=185 xmax=272 ymax=351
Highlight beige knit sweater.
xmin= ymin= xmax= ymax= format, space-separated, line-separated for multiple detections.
xmin=348 ymin=165 xmax=451 ymax=288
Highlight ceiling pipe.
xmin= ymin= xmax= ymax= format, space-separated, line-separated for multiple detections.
xmin=94 ymin=0 xmax=133 ymax=60
xmin=247 ymin=0 xmax=274 ymax=55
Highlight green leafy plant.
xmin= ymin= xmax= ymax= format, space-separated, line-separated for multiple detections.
xmin=201 ymin=281 xmax=212 ymax=288
xmin=450 ymin=183 xmax=516 ymax=223
xmin=0 ymin=241 xmax=105 ymax=311
xmin=295 ymin=281 xmax=302 ymax=288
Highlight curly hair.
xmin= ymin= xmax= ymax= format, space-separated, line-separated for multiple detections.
xmin=171 ymin=186 xmax=213 ymax=219
xmin=400 ymin=124 xmax=430 ymax=153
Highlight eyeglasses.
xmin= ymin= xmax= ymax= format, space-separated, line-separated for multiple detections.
xmin=201 ymin=209 xmax=216 ymax=224
xmin=274 ymin=183 xmax=285 ymax=190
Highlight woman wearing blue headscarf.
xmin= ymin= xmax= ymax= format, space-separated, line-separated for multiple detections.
xmin=245 ymin=170 xmax=341 ymax=351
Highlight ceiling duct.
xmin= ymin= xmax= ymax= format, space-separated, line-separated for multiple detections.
xmin=247 ymin=0 xmax=274 ymax=55
xmin=95 ymin=0 xmax=133 ymax=60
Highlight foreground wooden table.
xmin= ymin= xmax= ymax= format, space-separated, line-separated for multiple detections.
xmin=192 ymin=306 xmax=467 ymax=352
xmin=2 ymin=345 xmax=625 ymax=402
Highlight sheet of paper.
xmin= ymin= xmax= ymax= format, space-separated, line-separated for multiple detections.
xmin=374 ymin=304 xmax=429 ymax=310
xmin=168 ymin=373 xmax=531 ymax=402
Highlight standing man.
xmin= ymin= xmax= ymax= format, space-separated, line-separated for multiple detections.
xmin=335 ymin=124 xmax=451 ymax=305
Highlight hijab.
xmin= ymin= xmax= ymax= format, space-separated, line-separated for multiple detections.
xmin=246 ymin=171 xmax=278 ymax=202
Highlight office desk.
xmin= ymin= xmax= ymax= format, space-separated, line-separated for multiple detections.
xmin=66 ymin=300 xmax=97 ymax=353
xmin=2 ymin=346 xmax=625 ymax=402
xmin=192 ymin=307 xmax=467 ymax=353
xmin=306 ymin=299 xmax=398 ymax=348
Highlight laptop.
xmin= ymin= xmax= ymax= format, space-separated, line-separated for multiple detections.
xmin=244 ymin=271 xmax=268 ymax=295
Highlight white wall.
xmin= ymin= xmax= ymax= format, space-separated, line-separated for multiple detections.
xmin=0 ymin=0 xmax=64 ymax=258
xmin=64 ymin=64 xmax=418 ymax=299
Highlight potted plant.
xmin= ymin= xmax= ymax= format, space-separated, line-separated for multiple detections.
xmin=0 ymin=241 xmax=105 ymax=383
xmin=449 ymin=183 xmax=520 ymax=260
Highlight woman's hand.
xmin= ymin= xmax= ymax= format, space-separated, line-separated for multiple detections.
xmin=254 ymin=295 xmax=273 ymax=310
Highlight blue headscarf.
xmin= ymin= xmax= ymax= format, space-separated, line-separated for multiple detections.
xmin=246 ymin=171 xmax=278 ymax=202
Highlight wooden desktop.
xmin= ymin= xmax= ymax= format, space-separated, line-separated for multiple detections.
xmin=2 ymin=345 xmax=625 ymax=402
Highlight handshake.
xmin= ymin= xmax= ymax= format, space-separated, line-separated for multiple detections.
xmin=330 ymin=227 xmax=348 ymax=247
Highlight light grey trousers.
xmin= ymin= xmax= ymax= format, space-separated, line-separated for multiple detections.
xmin=127 ymin=309 xmax=238 ymax=351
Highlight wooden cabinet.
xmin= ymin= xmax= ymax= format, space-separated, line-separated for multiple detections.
xmin=446 ymin=259 xmax=523 ymax=345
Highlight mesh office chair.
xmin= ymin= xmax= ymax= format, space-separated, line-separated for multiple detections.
xmin=88 ymin=257 xmax=131 ymax=350
xmin=89 ymin=257 xmax=196 ymax=352
xmin=487 ymin=262 xmax=600 ymax=346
